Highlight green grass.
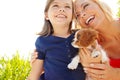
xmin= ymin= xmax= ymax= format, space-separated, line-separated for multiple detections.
xmin=0 ymin=51 xmax=31 ymax=80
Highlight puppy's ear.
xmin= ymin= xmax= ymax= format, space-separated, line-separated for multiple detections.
xmin=89 ymin=29 xmax=98 ymax=41
xmin=93 ymin=30 xmax=98 ymax=39
xmin=75 ymin=30 xmax=81 ymax=40
xmin=91 ymin=40 xmax=98 ymax=49
xmin=79 ymin=29 xmax=98 ymax=47
xmin=77 ymin=33 xmax=81 ymax=40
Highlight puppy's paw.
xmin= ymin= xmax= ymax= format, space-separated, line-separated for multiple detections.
xmin=68 ymin=55 xmax=79 ymax=70
xmin=67 ymin=62 xmax=78 ymax=70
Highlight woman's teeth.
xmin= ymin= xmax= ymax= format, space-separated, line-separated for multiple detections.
xmin=85 ymin=16 xmax=94 ymax=25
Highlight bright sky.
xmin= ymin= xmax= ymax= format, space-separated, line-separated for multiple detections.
xmin=0 ymin=0 xmax=119 ymax=59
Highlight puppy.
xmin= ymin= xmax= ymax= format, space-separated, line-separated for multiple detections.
xmin=68 ymin=28 xmax=109 ymax=70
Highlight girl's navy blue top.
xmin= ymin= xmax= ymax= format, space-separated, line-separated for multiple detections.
xmin=35 ymin=32 xmax=86 ymax=80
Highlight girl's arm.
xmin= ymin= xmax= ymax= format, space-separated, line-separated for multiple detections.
xmin=27 ymin=59 xmax=44 ymax=80
xmin=30 ymin=50 xmax=38 ymax=67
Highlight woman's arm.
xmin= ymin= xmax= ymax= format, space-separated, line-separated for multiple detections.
xmin=27 ymin=59 xmax=44 ymax=80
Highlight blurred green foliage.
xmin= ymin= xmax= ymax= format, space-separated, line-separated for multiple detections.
xmin=0 ymin=51 xmax=31 ymax=80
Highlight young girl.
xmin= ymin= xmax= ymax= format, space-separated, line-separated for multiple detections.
xmin=28 ymin=0 xmax=85 ymax=80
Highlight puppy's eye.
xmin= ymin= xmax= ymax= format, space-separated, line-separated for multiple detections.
xmin=72 ymin=39 xmax=74 ymax=42
xmin=77 ymin=34 xmax=81 ymax=39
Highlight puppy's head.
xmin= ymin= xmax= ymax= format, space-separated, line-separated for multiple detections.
xmin=72 ymin=28 xmax=98 ymax=48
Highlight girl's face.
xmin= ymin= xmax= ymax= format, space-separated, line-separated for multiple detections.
xmin=46 ymin=0 xmax=73 ymax=26
xmin=74 ymin=0 xmax=105 ymax=29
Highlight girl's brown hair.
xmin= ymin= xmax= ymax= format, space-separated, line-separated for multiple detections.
xmin=38 ymin=0 xmax=74 ymax=36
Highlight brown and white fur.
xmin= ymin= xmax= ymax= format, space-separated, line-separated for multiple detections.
xmin=67 ymin=28 xmax=109 ymax=80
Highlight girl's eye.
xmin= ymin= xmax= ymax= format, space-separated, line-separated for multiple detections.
xmin=83 ymin=4 xmax=89 ymax=9
xmin=53 ymin=5 xmax=59 ymax=7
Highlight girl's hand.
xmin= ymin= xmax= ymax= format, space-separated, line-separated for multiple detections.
xmin=30 ymin=49 xmax=38 ymax=67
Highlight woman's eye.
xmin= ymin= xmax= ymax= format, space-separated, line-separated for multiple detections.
xmin=83 ymin=4 xmax=89 ymax=9
xmin=65 ymin=6 xmax=71 ymax=8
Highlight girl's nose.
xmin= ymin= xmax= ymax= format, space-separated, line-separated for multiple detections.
xmin=59 ymin=8 xmax=65 ymax=12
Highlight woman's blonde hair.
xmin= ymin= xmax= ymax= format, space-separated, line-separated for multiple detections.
xmin=38 ymin=0 xmax=74 ymax=36
xmin=93 ymin=0 xmax=114 ymax=21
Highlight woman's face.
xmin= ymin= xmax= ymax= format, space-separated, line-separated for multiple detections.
xmin=74 ymin=0 xmax=105 ymax=29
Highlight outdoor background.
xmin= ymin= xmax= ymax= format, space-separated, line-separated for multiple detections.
xmin=0 ymin=0 xmax=120 ymax=79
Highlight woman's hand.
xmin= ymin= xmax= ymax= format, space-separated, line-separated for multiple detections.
xmin=84 ymin=63 xmax=120 ymax=80
xmin=79 ymin=48 xmax=120 ymax=80
xmin=79 ymin=48 xmax=102 ymax=67
xmin=30 ymin=49 xmax=38 ymax=67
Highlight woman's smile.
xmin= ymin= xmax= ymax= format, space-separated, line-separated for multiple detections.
xmin=85 ymin=15 xmax=95 ymax=25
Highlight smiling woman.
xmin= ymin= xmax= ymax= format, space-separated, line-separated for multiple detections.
xmin=73 ymin=0 xmax=120 ymax=80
